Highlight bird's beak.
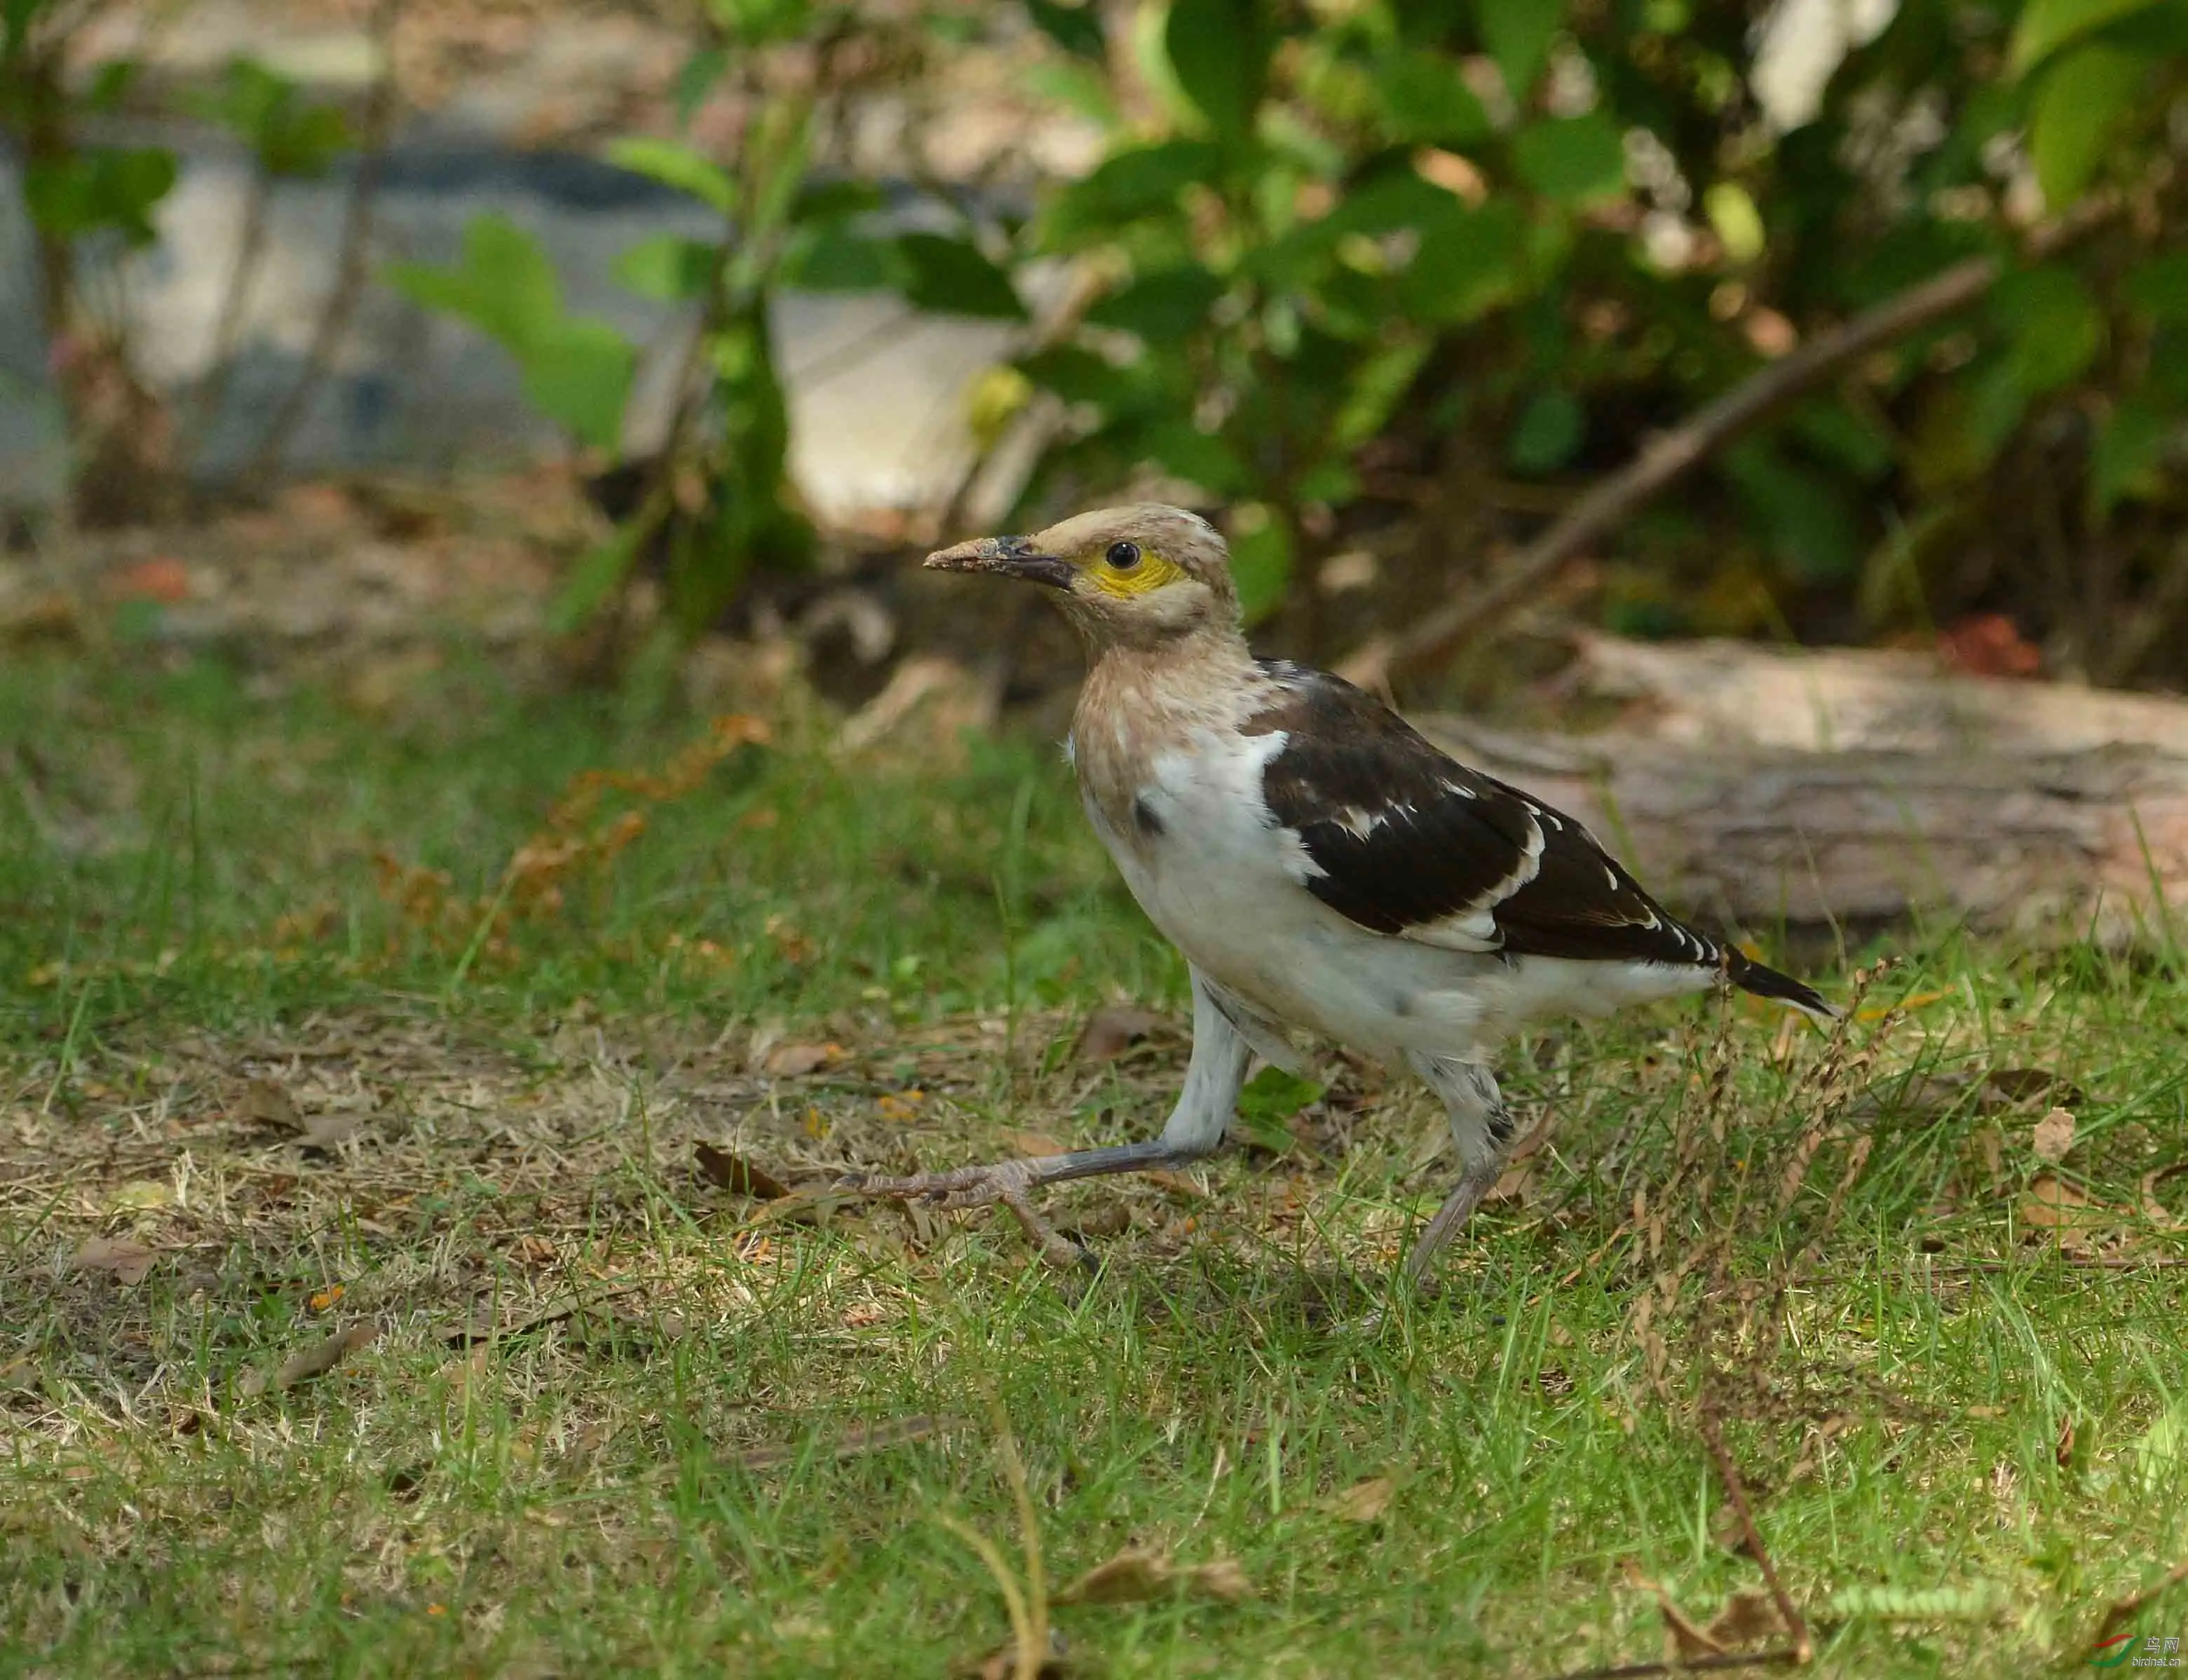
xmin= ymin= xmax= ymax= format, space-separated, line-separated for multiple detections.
xmin=923 ymin=533 xmax=1076 ymax=591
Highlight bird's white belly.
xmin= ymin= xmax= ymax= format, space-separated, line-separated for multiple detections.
xmin=1085 ymin=733 xmax=1711 ymax=1060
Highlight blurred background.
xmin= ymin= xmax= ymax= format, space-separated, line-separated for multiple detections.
xmin=3 ymin=0 xmax=2182 ymax=726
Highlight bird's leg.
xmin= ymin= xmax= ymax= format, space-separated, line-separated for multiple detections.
xmin=1399 ymin=1054 xmax=1516 ymax=1288
xmin=837 ymin=970 xmax=1252 ymax=1269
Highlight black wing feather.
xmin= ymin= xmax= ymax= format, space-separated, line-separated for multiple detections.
xmin=1248 ymin=664 xmax=1722 ymax=971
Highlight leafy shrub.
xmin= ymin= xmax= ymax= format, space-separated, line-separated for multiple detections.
xmin=1005 ymin=0 xmax=2187 ymax=661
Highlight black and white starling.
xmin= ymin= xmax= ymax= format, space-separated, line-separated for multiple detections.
xmin=842 ymin=504 xmax=1833 ymax=1283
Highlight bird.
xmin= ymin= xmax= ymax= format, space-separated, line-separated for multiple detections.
xmin=839 ymin=503 xmax=1833 ymax=1285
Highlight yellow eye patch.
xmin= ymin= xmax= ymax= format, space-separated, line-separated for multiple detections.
xmin=1084 ymin=549 xmax=1185 ymax=597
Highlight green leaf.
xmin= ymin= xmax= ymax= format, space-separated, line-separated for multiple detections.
xmin=1720 ymin=439 xmax=1861 ymax=583
xmin=791 ymin=179 xmax=885 ymax=226
xmin=1026 ymin=60 xmax=1122 ymax=128
xmin=1511 ymin=114 xmax=1626 ymax=207
xmin=1024 ymin=0 xmax=1106 ymax=58
xmin=2125 ymin=252 xmax=2188 ymax=322
xmin=1085 ymin=267 xmax=1225 ymax=339
xmin=1164 ymin=0 xmax=1270 ymax=141
xmin=1143 ymin=421 xmax=1253 ymax=495
xmin=520 ymin=322 xmax=635 ymax=451
xmin=551 ymin=516 xmax=653 ymax=636
xmin=1507 ymin=388 xmax=1584 ymax=472
xmin=780 ymin=226 xmax=904 ymax=292
xmin=1702 ymin=181 xmax=1765 ymax=264
xmin=1479 ymin=0 xmax=1564 ymax=96
xmin=605 ymin=136 xmax=738 ymax=214
xmin=614 ymin=234 xmax=719 ymax=302
xmin=2089 ymin=399 xmax=2170 ymax=517
xmin=383 ymin=214 xmax=562 ymax=349
xmin=386 ymin=215 xmax=632 ymax=449
xmin=1047 ymin=139 xmax=1225 ymax=242
xmin=1371 ymin=49 xmax=1493 ymax=144
xmin=893 ymin=233 xmax=1026 ymax=319
xmin=1233 ymin=1065 xmax=1324 ymax=1152
xmin=1399 ymin=200 xmax=1526 ymax=323
xmin=22 ymin=146 xmax=177 ymax=244
xmin=2007 ymin=0 xmax=2165 ymax=74
xmin=2029 ymin=41 xmax=2146 ymax=207
xmin=1992 ymin=264 xmax=2102 ymax=395
xmin=1226 ymin=502 xmax=1294 ymax=622
xmin=1333 ymin=336 xmax=1430 ymax=450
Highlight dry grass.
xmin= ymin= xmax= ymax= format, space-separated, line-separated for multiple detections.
xmin=6 ymin=648 xmax=2188 ymax=1676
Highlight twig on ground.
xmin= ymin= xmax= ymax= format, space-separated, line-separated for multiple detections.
xmin=2084 ymin=1556 xmax=2188 ymax=1660
xmin=1337 ymin=198 xmax=2123 ymax=690
xmin=1545 ymin=1651 xmax=1805 ymax=1680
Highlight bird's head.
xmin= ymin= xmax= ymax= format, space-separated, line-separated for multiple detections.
xmin=923 ymin=504 xmax=1238 ymax=650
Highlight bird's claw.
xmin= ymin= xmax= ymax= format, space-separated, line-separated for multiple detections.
xmin=834 ymin=1156 xmax=1042 ymax=1213
xmin=834 ymin=1159 xmax=1095 ymax=1275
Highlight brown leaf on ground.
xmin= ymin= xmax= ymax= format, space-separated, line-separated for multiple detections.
xmin=299 ymin=1112 xmax=367 ymax=1152
xmin=958 ymin=1630 xmax=1071 ymax=1680
xmin=2032 ymin=1107 xmax=2076 ymax=1164
xmin=2056 ymin=1415 xmax=2077 ymax=1469
xmin=1704 ymin=1588 xmax=1787 ymax=1647
xmin=1006 ymin=1131 xmax=1068 ymax=1159
xmin=240 ymin=1323 xmax=376 ymax=1395
xmin=1054 ymin=1547 xmax=1251 ymax=1606
xmin=1075 ymin=1005 xmax=1169 ymax=1062
xmin=239 ymin=1076 xmax=302 ymax=1130
xmin=2141 ymin=1165 xmax=2187 ymax=1229
xmin=763 ymin=1042 xmax=843 ymax=1078
xmin=72 ymin=1235 xmax=155 ymax=1285
xmin=2021 ymin=1175 xmax=2109 ymax=1251
xmin=1322 ymin=1475 xmax=1397 ymax=1523
xmin=695 ymin=1141 xmax=793 ymax=1198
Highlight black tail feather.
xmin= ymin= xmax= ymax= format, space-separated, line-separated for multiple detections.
xmin=1727 ymin=949 xmax=1837 ymax=1021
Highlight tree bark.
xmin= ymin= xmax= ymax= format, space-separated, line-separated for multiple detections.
xmin=1415 ymin=640 xmax=2188 ymax=948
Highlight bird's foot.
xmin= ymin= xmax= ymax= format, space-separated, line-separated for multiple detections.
xmin=835 ymin=1159 xmax=1096 ymax=1276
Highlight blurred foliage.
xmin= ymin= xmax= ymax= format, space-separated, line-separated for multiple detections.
xmin=388 ymin=0 xmax=1025 ymax=645
xmin=6 ymin=0 xmax=2186 ymax=676
xmin=1007 ymin=0 xmax=2187 ymax=662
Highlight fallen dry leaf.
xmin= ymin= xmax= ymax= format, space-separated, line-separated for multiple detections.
xmin=2141 ymin=1165 xmax=2187 ymax=1229
xmin=1075 ymin=1005 xmax=1169 ymax=1062
xmin=1704 ymin=1588 xmax=1786 ymax=1648
xmin=2021 ymin=1175 xmax=2109 ymax=1250
xmin=763 ymin=1042 xmax=842 ymax=1078
xmin=2056 ymin=1415 xmax=2077 ymax=1469
xmin=1323 ymin=1475 xmax=1397 ymax=1523
xmin=240 ymin=1323 xmax=376 ymax=1395
xmin=695 ymin=1140 xmax=792 ymax=1198
xmin=1006 ymin=1131 xmax=1068 ymax=1158
xmin=72 ymin=1235 xmax=154 ymax=1285
xmin=1054 ymin=1547 xmax=1251 ymax=1606
xmin=239 ymin=1077 xmax=301 ymax=1129
xmin=299 ymin=1112 xmax=367 ymax=1152
xmin=2032 ymin=1107 xmax=2076 ymax=1164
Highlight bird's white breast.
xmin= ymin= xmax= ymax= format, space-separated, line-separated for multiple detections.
xmin=1078 ymin=725 xmax=1713 ymax=1062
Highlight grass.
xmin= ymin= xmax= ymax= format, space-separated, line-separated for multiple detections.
xmin=4 ymin=643 xmax=2187 ymax=1678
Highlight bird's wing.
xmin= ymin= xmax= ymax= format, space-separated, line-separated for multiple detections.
xmin=1245 ymin=664 xmax=1722 ymax=967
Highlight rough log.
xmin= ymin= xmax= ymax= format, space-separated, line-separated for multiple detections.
xmin=1416 ymin=640 xmax=2188 ymax=946
xmin=1565 ymin=634 xmax=2188 ymax=756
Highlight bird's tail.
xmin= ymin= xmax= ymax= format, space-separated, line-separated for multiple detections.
xmin=1727 ymin=948 xmax=1838 ymax=1023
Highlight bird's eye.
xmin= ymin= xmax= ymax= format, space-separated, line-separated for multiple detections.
xmin=1106 ymin=541 xmax=1142 ymax=571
